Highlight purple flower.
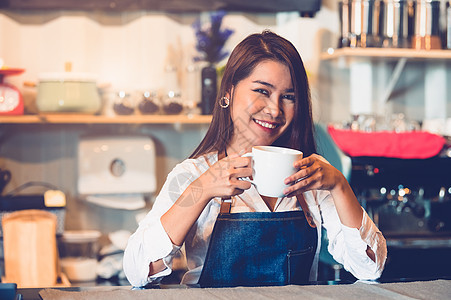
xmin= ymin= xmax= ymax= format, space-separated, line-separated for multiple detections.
xmin=193 ymin=11 xmax=234 ymax=65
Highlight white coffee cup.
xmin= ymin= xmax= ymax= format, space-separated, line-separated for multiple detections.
xmin=242 ymin=146 xmax=303 ymax=198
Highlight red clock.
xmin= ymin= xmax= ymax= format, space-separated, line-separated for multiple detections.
xmin=0 ymin=68 xmax=25 ymax=115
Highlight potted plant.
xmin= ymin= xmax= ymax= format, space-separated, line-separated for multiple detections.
xmin=193 ymin=11 xmax=234 ymax=114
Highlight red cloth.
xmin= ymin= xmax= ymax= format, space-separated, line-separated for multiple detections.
xmin=327 ymin=126 xmax=446 ymax=159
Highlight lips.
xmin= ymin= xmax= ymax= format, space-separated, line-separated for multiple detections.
xmin=253 ymin=118 xmax=280 ymax=130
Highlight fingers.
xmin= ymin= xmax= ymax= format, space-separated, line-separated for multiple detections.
xmin=222 ymin=154 xmax=251 ymax=168
xmin=219 ymin=155 xmax=252 ymax=175
xmin=228 ymin=157 xmax=253 ymax=193
xmin=294 ymin=154 xmax=329 ymax=169
xmin=284 ymin=167 xmax=309 ymax=186
xmin=215 ymin=174 xmax=252 ymax=197
xmin=226 ymin=152 xmax=241 ymax=159
xmin=283 ymin=154 xmax=338 ymax=197
xmin=214 ymin=156 xmax=253 ymax=178
xmin=206 ymin=155 xmax=253 ymax=197
xmin=284 ymin=158 xmax=314 ymax=186
xmin=283 ymin=155 xmax=324 ymax=197
xmin=233 ymin=156 xmax=252 ymax=169
xmin=288 ymin=154 xmax=328 ymax=184
xmin=293 ymin=155 xmax=314 ymax=169
xmin=283 ymin=173 xmax=317 ymax=197
xmin=232 ymin=178 xmax=252 ymax=191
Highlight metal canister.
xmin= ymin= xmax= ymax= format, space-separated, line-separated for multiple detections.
xmin=381 ymin=0 xmax=415 ymax=48
xmin=349 ymin=0 xmax=363 ymax=47
xmin=361 ymin=0 xmax=384 ymax=47
xmin=338 ymin=0 xmax=352 ymax=47
xmin=342 ymin=0 xmax=383 ymax=48
xmin=446 ymin=1 xmax=451 ymax=49
xmin=412 ymin=0 xmax=441 ymax=50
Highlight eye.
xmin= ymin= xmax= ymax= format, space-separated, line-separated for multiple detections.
xmin=282 ymin=94 xmax=296 ymax=102
xmin=253 ymin=88 xmax=269 ymax=96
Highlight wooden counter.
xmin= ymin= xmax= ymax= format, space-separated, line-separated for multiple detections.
xmin=17 ymin=279 xmax=451 ymax=300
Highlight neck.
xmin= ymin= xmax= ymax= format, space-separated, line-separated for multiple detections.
xmin=227 ymin=137 xmax=254 ymax=156
xmin=261 ymin=195 xmax=278 ymax=212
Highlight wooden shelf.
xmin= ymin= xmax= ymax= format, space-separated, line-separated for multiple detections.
xmin=321 ymin=47 xmax=451 ymax=61
xmin=0 ymin=114 xmax=212 ymax=124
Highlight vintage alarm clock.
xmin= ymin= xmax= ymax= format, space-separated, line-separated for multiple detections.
xmin=0 ymin=68 xmax=25 ymax=115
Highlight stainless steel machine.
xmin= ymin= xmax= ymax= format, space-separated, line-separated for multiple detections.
xmin=315 ymin=123 xmax=451 ymax=282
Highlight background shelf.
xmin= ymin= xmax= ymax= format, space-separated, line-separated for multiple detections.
xmin=321 ymin=48 xmax=451 ymax=61
xmin=0 ymin=114 xmax=213 ymax=124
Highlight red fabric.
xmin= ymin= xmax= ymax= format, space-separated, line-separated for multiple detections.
xmin=327 ymin=126 xmax=446 ymax=159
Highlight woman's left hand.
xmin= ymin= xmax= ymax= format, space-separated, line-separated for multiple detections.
xmin=283 ymin=154 xmax=346 ymax=197
xmin=284 ymin=154 xmax=375 ymax=258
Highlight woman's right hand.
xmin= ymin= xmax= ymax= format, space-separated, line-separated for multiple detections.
xmin=197 ymin=153 xmax=253 ymax=201
xmin=161 ymin=153 xmax=252 ymax=247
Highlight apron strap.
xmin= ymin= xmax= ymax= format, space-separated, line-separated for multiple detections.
xmin=296 ymin=193 xmax=317 ymax=228
xmin=220 ymin=197 xmax=232 ymax=214
xmin=220 ymin=195 xmax=315 ymax=228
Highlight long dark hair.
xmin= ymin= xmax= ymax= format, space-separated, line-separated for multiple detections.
xmin=190 ymin=30 xmax=316 ymax=158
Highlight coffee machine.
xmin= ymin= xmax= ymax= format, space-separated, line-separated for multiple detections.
xmin=315 ymin=123 xmax=451 ymax=281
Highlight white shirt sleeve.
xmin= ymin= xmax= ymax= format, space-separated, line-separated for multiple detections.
xmin=318 ymin=190 xmax=387 ymax=280
xmin=123 ymin=160 xmax=199 ymax=287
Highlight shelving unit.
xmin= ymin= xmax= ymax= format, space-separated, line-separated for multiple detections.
xmin=320 ymin=47 xmax=451 ymax=122
xmin=321 ymin=47 xmax=451 ymax=61
xmin=0 ymin=114 xmax=212 ymax=124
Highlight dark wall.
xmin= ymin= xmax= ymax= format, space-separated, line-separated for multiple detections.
xmin=1 ymin=0 xmax=321 ymax=15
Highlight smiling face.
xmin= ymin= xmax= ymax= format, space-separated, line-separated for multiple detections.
xmin=227 ymin=59 xmax=296 ymax=154
xmin=190 ymin=31 xmax=315 ymax=160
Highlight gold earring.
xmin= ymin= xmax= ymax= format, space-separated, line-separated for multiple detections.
xmin=219 ymin=96 xmax=230 ymax=108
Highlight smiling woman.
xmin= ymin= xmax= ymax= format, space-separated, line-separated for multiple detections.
xmin=226 ymin=60 xmax=295 ymax=150
xmin=190 ymin=30 xmax=315 ymax=159
xmin=123 ymin=31 xmax=387 ymax=288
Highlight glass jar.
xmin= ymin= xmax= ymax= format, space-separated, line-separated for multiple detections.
xmin=113 ymin=90 xmax=135 ymax=115
xmin=59 ymin=230 xmax=101 ymax=282
xmin=162 ymin=91 xmax=184 ymax=115
xmin=138 ymin=91 xmax=160 ymax=115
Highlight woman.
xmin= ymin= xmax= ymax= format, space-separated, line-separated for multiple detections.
xmin=123 ymin=30 xmax=387 ymax=287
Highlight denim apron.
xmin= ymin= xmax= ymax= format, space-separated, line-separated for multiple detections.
xmin=198 ymin=199 xmax=318 ymax=287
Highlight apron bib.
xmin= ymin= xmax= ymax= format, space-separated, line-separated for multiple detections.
xmin=198 ymin=201 xmax=318 ymax=287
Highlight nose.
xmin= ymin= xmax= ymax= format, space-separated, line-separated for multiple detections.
xmin=263 ymin=96 xmax=282 ymax=118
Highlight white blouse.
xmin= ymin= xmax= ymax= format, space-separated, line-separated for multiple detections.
xmin=123 ymin=152 xmax=387 ymax=287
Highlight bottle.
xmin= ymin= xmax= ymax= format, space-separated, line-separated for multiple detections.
xmin=201 ymin=65 xmax=217 ymax=115
xmin=447 ymin=1 xmax=451 ymax=49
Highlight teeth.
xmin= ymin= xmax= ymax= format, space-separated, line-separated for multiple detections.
xmin=254 ymin=119 xmax=277 ymax=129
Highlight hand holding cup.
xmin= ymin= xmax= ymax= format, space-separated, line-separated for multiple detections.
xmin=241 ymin=146 xmax=303 ymax=198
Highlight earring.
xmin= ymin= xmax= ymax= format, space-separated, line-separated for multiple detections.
xmin=219 ymin=96 xmax=230 ymax=109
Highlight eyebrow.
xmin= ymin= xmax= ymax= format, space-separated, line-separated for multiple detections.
xmin=253 ymin=80 xmax=294 ymax=93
